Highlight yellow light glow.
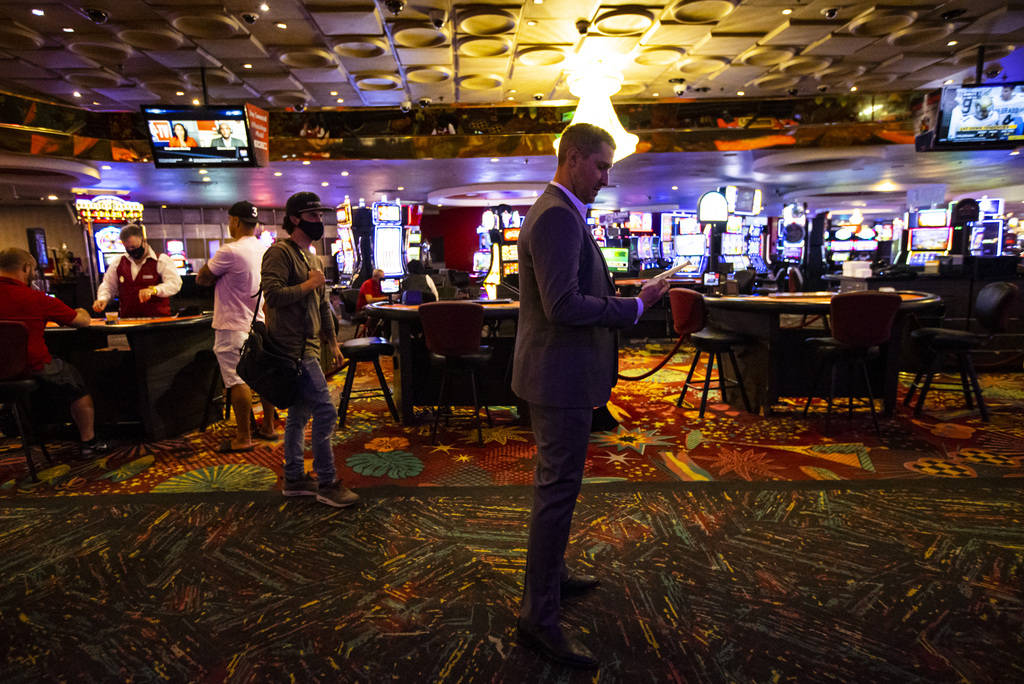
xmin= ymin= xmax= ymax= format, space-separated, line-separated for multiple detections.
xmin=849 ymin=209 xmax=864 ymax=225
xmin=556 ymin=68 xmax=639 ymax=163
xmin=781 ymin=8 xmax=792 ymax=15
xmin=872 ymin=180 xmax=899 ymax=192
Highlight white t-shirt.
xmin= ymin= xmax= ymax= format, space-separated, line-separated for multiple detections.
xmin=207 ymin=235 xmax=267 ymax=331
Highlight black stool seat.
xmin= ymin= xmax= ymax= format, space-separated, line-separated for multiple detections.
xmin=806 ymin=337 xmax=881 ymax=358
xmin=691 ymin=328 xmax=747 ymax=350
xmin=341 ymin=336 xmax=394 ymax=360
xmin=0 ymin=378 xmax=37 ymax=394
xmin=337 ymin=336 xmax=399 ymax=427
xmin=428 ymin=349 xmax=491 ymax=367
xmin=910 ymin=327 xmax=985 ymax=351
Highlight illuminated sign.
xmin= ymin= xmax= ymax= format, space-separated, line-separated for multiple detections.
xmin=697 ymin=191 xmax=729 ymax=223
xmin=503 ymin=228 xmax=520 ymax=242
xmin=336 ymin=202 xmax=352 ymax=227
xmin=75 ymin=195 xmax=144 ymax=223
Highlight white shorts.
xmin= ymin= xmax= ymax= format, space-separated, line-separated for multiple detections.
xmin=213 ymin=329 xmax=250 ymax=388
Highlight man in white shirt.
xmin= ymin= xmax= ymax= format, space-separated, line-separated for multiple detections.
xmin=92 ymin=223 xmax=182 ymax=317
xmin=196 ymin=201 xmax=276 ymax=452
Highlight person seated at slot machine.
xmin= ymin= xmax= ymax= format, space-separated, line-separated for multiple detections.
xmin=356 ymin=268 xmax=387 ymax=311
xmin=400 ymin=259 xmax=438 ymax=303
xmin=0 ymin=248 xmax=109 ymax=458
xmin=92 ymin=223 xmax=182 ymax=318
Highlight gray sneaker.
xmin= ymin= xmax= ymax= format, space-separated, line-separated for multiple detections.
xmin=317 ymin=481 xmax=360 ymax=508
xmin=282 ymin=473 xmax=318 ymax=497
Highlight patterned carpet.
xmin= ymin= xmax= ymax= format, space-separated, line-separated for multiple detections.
xmin=1 ymin=481 xmax=1022 ymax=681
xmin=2 ymin=341 xmax=1023 ymax=497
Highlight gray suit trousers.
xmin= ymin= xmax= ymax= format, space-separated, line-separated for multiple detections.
xmin=520 ymin=402 xmax=593 ymax=631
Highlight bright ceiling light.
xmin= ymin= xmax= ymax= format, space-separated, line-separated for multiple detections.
xmin=557 ymin=66 xmax=639 ymax=163
xmin=490 ymin=158 xmax=499 ymax=162
xmin=243 ymin=63 xmax=253 ymax=69
xmin=273 ymin=171 xmax=283 ymax=176
xmin=321 ymin=181 xmax=329 ymax=187
xmin=652 ymin=92 xmax=659 ymax=97
xmin=872 ymin=180 xmax=898 ymax=192
xmin=176 ymin=91 xmax=185 ymax=96
xmin=341 ymin=171 xmax=349 ymax=176
xmin=198 ymin=169 xmax=208 ymax=174
xmin=72 ymin=91 xmax=82 ymax=98
xmin=192 ymin=98 xmax=200 ymax=104
xmin=850 ymin=86 xmax=858 ymax=92
xmin=397 ymin=186 xmax=405 ymax=191
xmin=737 ymin=90 xmax=745 ymax=96
xmin=101 ymin=165 xmax=111 ymax=170
xmin=302 ymin=160 xmax=310 ymax=165
xmin=671 ymin=185 xmax=678 ymax=190
xmin=329 ymin=91 xmax=338 ymax=96
xmin=781 ymin=8 xmax=793 ymax=15
xmin=947 ymin=40 xmax=958 ymax=46
xmin=259 ymin=2 xmax=270 ymax=11
xmin=275 ymin=22 xmax=287 ymax=29
xmin=336 ymin=98 xmax=344 ymax=104
xmin=202 ymin=177 xmax=211 ymax=182
xmin=944 ymin=79 xmax=954 ymax=85
xmin=32 ymin=9 xmax=44 ymax=16
xmin=63 ymin=27 xmax=74 ymax=33
xmin=47 ymin=194 xmax=58 ymax=200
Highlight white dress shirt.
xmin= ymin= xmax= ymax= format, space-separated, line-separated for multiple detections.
xmin=96 ymin=244 xmax=183 ymax=304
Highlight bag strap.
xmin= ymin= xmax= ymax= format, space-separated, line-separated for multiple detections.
xmin=249 ymin=286 xmax=263 ymax=332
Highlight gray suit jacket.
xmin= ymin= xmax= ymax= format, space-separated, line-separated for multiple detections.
xmin=511 ymin=184 xmax=639 ymax=408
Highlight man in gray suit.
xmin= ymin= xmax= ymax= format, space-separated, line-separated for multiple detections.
xmin=512 ymin=123 xmax=669 ymax=668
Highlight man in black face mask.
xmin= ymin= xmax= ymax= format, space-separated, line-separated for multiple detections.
xmin=262 ymin=191 xmax=357 ymax=508
xmin=93 ymin=223 xmax=182 ymax=318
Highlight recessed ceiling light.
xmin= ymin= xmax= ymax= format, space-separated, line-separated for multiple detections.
xmin=161 ymin=205 xmax=167 ymax=209
xmin=32 ymin=9 xmax=44 ymax=17
xmin=1011 ymin=149 xmax=1021 ymax=156
xmin=62 ymin=27 xmax=74 ymax=33
xmin=336 ymin=98 xmax=344 ymax=104
xmin=850 ymin=86 xmax=858 ymax=92
xmin=101 ymin=165 xmax=111 ymax=170
xmin=321 ymin=181 xmax=329 ymax=187
xmin=944 ymin=79 xmax=954 ymax=85
xmin=506 ymin=96 xmax=515 ymax=101
xmin=192 ymin=98 xmax=200 ymax=105
xmin=947 ymin=40 xmax=958 ymax=46
xmin=198 ymin=169 xmax=208 ymax=174
xmin=202 ymin=177 xmax=211 ymax=182
xmin=782 ymin=8 xmax=793 ymax=15
xmin=273 ymin=171 xmax=283 ymax=176
xmin=176 ymin=91 xmax=185 ymax=96
xmin=259 ymin=2 xmax=270 ymax=11
xmin=302 ymin=160 xmax=310 ymax=165
xmin=671 ymin=185 xmax=678 ymax=190
xmin=243 ymin=63 xmax=253 ymax=69
xmin=92 ymin=101 xmax=99 ymax=105
xmin=527 ymin=20 xmax=537 ymax=26
xmin=533 ymin=0 xmax=542 ymax=4
xmin=72 ymin=91 xmax=82 ymax=98
xmin=275 ymin=22 xmax=287 ymax=29
xmin=341 ymin=171 xmax=349 ymax=176
xmin=329 ymin=91 xmax=338 ymax=96
xmin=490 ymin=158 xmax=499 ymax=162
xmin=509 ymin=89 xmax=517 ymax=94
xmin=737 ymin=90 xmax=745 ymax=96
xmin=652 ymin=92 xmax=659 ymax=97
xmin=47 ymin=194 xmax=58 ymax=200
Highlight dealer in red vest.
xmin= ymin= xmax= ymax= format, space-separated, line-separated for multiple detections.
xmin=92 ymin=222 xmax=182 ymax=318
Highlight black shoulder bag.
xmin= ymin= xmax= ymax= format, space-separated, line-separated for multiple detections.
xmin=236 ymin=287 xmax=303 ymax=409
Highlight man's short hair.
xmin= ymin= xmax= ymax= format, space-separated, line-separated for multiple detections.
xmin=0 ymin=247 xmax=34 ymax=272
xmin=556 ymin=123 xmax=615 ymax=165
xmin=120 ymin=223 xmax=145 ymax=244
xmin=372 ymin=269 xmax=385 ymax=278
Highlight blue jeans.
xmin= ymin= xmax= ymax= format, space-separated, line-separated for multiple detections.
xmin=283 ymin=358 xmax=337 ymax=485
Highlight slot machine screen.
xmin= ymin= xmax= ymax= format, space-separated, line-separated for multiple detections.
xmin=674 ymin=233 xmax=705 ymax=256
xmin=374 ymin=225 xmax=405 ymax=276
xmin=832 ymin=252 xmax=851 ymax=262
xmin=910 ymin=227 xmax=952 ymax=251
xmin=721 ymin=233 xmax=744 ymax=255
xmin=830 ymin=240 xmax=856 ymax=252
xmin=600 ymin=247 xmax=630 ymax=273
xmin=915 ymin=209 xmax=949 ymax=228
xmin=661 ymin=241 xmax=674 ymax=260
xmin=473 ymin=250 xmax=492 ymax=273
xmin=373 ymin=203 xmax=402 ymax=224
xmin=636 ymin=236 xmax=654 ymax=260
xmin=380 ymin=278 xmax=400 ymax=294
xmin=726 ymin=215 xmax=743 ymax=233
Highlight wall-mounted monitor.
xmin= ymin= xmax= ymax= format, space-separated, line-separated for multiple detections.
xmin=935 ymin=83 xmax=1024 ymax=149
xmin=141 ymin=105 xmax=256 ymax=168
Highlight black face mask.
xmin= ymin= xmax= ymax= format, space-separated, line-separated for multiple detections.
xmin=127 ymin=246 xmax=146 ymax=260
xmin=298 ymin=219 xmax=324 ymax=240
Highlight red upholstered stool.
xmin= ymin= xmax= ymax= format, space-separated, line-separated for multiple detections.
xmin=419 ymin=302 xmax=493 ymax=446
xmin=905 ymin=281 xmax=1019 ymax=421
xmin=669 ymin=289 xmax=752 ymax=419
xmin=803 ymin=291 xmax=902 ymax=435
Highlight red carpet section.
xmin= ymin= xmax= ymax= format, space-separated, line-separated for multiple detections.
xmin=2 ymin=342 xmax=1023 ymax=496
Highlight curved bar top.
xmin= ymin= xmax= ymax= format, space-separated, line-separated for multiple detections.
xmin=703 ymin=291 xmax=942 ymax=314
xmin=46 ymin=313 xmax=214 ymax=333
xmin=365 ymin=300 xmax=519 ymax=322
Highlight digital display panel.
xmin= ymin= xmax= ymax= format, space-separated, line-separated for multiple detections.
xmin=830 ymin=240 xmax=856 ymax=252
xmin=936 ymin=83 xmax=1024 ymax=147
xmin=373 ymin=202 xmax=402 ymax=225
xmin=721 ymin=233 xmax=745 ymax=255
xmin=141 ymin=105 xmax=255 ymax=168
xmin=726 ymin=215 xmax=743 ymax=233
xmin=916 ymin=208 xmax=949 ymax=227
xmin=978 ymin=197 xmax=1004 ymax=216
xmin=909 ymin=227 xmax=952 ymax=251
xmin=627 ymin=212 xmax=653 ymax=233
xmin=674 ymin=233 xmax=706 ymax=256
xmin=380 ymin=278 xmax=400 ymax=294
xmin=600 ymin=247 xmax=630 ymax=273
xmin=373 ymin=225 xmax=405 ymax=276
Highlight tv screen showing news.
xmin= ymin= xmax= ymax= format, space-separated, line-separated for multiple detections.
xmin=141 ymin=105 xmax=254 ymax=168
xmin=600 ymin=247 xmax=630 ymax=273
xmin=910 ymin=227 xmax=952 ymax=251
xmin=936 ymin=83 xmax=1024 ymax=148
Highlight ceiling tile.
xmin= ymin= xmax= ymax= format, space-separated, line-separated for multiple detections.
xmin=710 ymin=65 xmax=766 ymax=86
xmin=146 ymin=49 xmax=223 ymax=69
xmin=801 ymin=34 xmax=879 ymax=56
xmin=643 ymin=23 xmax=712 ymax=47
xmin=310 ymin=8 xmax=384 ymax=36
xmin=91 ymin=86 xmax=159 ymax=103
xmin=875 ymin=54 xmax=943 ymax=73
xmin=396 ymin=46 xmax=453 ymax=66
xmin=336 ymin=54 xmax=400 ymax=72
xmin=407 ymin=81 xmax=455 ymax=102
xmin=357 ymin=90 xmax=408 ymax=105
xmin=12 ymin=78 xmax=79 ymax=96
xmin=692 ymin=33 xmax=763 ymax=56
xmin=517 ymin=19 xmax=585 ymax=44
xmin=193 ymin=35 xmax=270 ymax=60
xmin=6 ymin=62 xmax=57 ymax=79
xmin=760 ymin=20 xmax=836 ymax=48
xmin=18 ymin=49 xmax=100 ymax=70
xmin=577 ymin=35 xmax=640 ymax=61
xmin=207 ymin=84 xmax=261 ymax=100
xmin=243 ymin=74 xmax=305 ymax=91
xmin=291 ymin=66 xmax=350 ymax=83
xmin=715 ymin=5 xmax=796 ymax=33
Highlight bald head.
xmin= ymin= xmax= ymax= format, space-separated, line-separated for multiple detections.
xmin=0 ymin=248 xmax=36 ymax=285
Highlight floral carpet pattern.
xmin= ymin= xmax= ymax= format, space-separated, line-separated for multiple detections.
xmin=2 ymin=341 xmax=1023 ymax=497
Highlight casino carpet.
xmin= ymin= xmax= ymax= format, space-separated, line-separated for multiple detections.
xmin=1 ymin=481 xmax=1022 ymax=681
xmin=1 ymin=341 xmax=1023 ymax=497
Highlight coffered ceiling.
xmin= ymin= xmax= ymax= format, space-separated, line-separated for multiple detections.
xmin=0 ymin=0 xmax=1021 ymax=111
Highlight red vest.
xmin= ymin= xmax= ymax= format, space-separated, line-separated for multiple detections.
xmin=116 ymin=256 xmax=171 ymax=317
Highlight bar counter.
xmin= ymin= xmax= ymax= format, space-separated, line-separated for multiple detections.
xmin=364 ymin=301 xmax=519 ymax=425
xmin=45 ymin=314 xmax=217 ymax=439
xmin=703 ymin=291 xmax=943 ymax=416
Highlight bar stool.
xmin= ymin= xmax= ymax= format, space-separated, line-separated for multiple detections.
xmin=803 ymin=291 xmax=902 ymax=435
xmin=905 ymin=281 xmax=1019 ymax=421
xmin=669 ymin=289 xmax=752 ymax=419
xmin=0 ymin=321 xmax=51 ymax=481
xmin=337 ymin=337 xmax=400 ymax=427
xmin=419 ymin=302 xmax=493 ymax=445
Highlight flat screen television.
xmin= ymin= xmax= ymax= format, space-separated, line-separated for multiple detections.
xmin=600 ymin=247 xmax=630 ymax=273
xmin=141 ymin=105 xmax=256 ymax=168
xmin=935 ymin=82 xmax=1024 ymax=149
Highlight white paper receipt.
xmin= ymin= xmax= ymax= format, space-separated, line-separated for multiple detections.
xmin=651 ymin=263 xmax=687 ymax=280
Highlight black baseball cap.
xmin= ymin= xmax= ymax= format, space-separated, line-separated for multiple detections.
xmin=228 ymin=200 xmax=260 ymax=224
xmin=285 ymin=191 xmax=332 ymax=216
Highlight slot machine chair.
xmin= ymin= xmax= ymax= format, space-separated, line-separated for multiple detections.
xmin=802 ymin=292 xmax=902 ymax=436
xmin=905 ymin=281 xmax=1019 ymax=421
xmin=0 ymin=321 xmax=53 ymax=481
xmin=669 ymin=289 xmax=752 ymax=419
xmin=419 ymin=302 xmax=493 ymax=445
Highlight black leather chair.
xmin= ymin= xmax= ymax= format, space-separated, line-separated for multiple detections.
xmin=0 ymin=321 xmax=51 ymax=481
xmin=337 ymin=337 xmax=400 ymax=427
xmin=905 ymin=281 xmax=1019 ymax=421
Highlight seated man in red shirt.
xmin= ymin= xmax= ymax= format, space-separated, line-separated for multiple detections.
xmin=356 ymin=268 xmax=387 ymax=335
xmin=0 ymin=248 xmax=108 ymax=458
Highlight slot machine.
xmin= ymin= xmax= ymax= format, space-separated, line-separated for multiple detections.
xmin=905 ymin=208 xmax=953 ymax=267
xmin=482 ymin=204 xmax=522 ymax=299
xmin=698 ymin=190 xmax=729 ymax=276
xmin=718 ymin=215 xmax=750 ymax=272
xmin=777 ymin=202 xmax=808 ymax=265
xmin=626 ymin=212 xmax=657 ymax=271
xmin=333 ymin=200 xmax=356 ymax=285
xmin=744 ymin=216 xmax=769 ymax=274
xmin=371 ymin=201 xmax=405 ymax=287
xmin=165 ymin=239 xmax=188 ymax=274
xmin=404 ymin=204 xmax=423 ymax=264
xmin=969 ymin=197 xmax=1005 ymax=257
xmin=75 ymin=195 xmax=145 ymax=287
xmin=670 ymin=215 xmax=707 ymax=277
xmin=472 ymin=209 xmax=497 ymax=278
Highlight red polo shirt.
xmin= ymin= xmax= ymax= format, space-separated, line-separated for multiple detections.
xmin=0 ymin=276 xmax=78 ymax=371
xmin=357 ymin=278 xmax=382 ymax=311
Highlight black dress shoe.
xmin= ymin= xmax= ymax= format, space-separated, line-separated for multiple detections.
xmin=560 ymin=573 xmax=600 ymax=596
xmin=516 ymin=620 xmax=599 ymax=669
